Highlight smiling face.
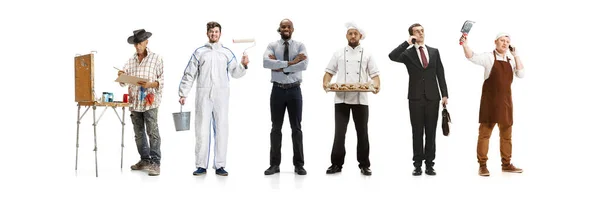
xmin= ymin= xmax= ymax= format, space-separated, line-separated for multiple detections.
xmin=279 ymin=19 xmax=294 ymax=40
xmin=206 ymin=21 xmax=222 ymax=43
xmin=495 ymin=36 xmax=511 ymax=54
xmin=346 ymin=29 xmax=362 ymax=47
xmin=207 ymin=27 xmax=221 ymax=43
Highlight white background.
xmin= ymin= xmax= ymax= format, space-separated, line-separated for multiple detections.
xmin=1 ymin=0 xmax=599 ymax=199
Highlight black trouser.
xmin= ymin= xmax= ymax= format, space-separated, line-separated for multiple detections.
xmin=330 ymin=103 xmax=370 ymax=168
xmin=269 ymin=84 xmax=304 ymax=167
xmin=408 ymin=94 xmax=440 ymax=168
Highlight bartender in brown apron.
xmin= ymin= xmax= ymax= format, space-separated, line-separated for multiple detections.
xmin=460 ymin=33 xmax=524 ymax=176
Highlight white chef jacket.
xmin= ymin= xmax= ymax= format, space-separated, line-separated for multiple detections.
xmin=325 ymin=45 xmax=380 ymax=105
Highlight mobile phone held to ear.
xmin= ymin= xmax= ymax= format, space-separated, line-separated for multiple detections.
xmin=509 ymin=45 xmax=514 ymax=51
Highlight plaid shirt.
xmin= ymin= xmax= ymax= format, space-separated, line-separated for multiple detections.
xmin=120 ymin=48 xmax=164 ymax=112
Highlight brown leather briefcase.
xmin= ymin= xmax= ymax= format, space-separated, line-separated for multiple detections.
xmin=442 ymin=105 xmax=451 ymax=136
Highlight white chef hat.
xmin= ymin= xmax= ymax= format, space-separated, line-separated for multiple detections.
xmin=495 ymin=32 xmax=510 ymax=40
xmin=345 ymin=22 xmax=365 ymax=40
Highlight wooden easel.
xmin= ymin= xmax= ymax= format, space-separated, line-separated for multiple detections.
xmin=74 ymin=53 xmax=129 ymax=177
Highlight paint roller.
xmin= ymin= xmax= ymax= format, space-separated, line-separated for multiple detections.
xmin=232 ymin=38 xmax=255 ymax=43
xmin=232 ymin=38 xmax=256 ymax=55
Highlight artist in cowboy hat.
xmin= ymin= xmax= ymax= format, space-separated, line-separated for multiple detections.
xmin=117 ymin=29 xmax=165 ymax=176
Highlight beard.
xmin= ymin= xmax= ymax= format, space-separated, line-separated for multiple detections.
xmin=208 ymin=35 xmax=220 ymax=43
xmin=348 ymin=40 xmax=359 ymax=48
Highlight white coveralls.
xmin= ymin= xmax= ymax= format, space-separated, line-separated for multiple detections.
xmin=179 ymin=42 xmax=247 ymax=169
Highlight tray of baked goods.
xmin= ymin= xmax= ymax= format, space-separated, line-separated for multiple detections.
xmin=326 ymin=82 xmax=375 ymax=92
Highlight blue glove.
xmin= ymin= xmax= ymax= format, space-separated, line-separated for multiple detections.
xmin=139 ymin=86 xmax=146 ymax=101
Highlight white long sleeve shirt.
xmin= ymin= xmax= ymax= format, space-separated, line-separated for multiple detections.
xmin=468 ymin=50 xmax=524 ymax=80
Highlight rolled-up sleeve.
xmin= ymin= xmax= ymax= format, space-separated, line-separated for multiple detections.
xmin=468 ymin=52 xmax=493 ymax=68
xmin=119 ymin=61 xmax=129 ymax=87
xmin=510 ymin=58 xmax=524 ymax=78
xmin=469 ymin=52 xmax=494 ymax=79
xmin=155 ymin=56 xmax=164 ymax=95
xmin=515 ymin=69 xmax=524 ymax=78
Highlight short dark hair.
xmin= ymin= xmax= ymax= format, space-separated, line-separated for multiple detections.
xmin=207 ymin=21 xmax=221 ymax=31
xmin=408 ymin=23 xmax=422 ymax=36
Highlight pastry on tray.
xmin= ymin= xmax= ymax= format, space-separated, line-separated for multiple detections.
xmin=328 ymin=82 xmax=372 ymax=92
xmin=329 ymin=83 xmax=339 ymax=90
xmin=358 ymin=83 xmax=370 ymax=90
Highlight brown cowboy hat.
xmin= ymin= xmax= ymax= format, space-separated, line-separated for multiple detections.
xmin=127 ymin=29 xmax=152 ymax=44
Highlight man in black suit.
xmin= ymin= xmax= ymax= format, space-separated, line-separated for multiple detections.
xmin=388 ymin=23 xmax=448 ymax=176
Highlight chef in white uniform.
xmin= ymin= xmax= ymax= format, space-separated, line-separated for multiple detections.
xmin=322 ymin=22 xmax=380 ymax=176
xmin=178 ymin=21 xmax=249 ymax=176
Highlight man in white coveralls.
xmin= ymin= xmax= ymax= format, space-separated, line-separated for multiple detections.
xmin=178 ymin=21 xmax=249 ymax=176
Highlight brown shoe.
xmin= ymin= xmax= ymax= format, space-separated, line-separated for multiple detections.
xmin=502 ymin=164 xmax=523 ymax=173
xmin=130 ymin=160 xmax=151 ymax=170
xmin=479 ymin=165 xmax=490 ymax=176
xmin=148 ymin=163 xmax=160 ymax=176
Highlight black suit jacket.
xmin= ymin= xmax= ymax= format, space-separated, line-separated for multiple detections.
xmin=389 ymin=41 xmax=448 ymax=101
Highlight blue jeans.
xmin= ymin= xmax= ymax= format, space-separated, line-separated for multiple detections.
xmin=130 ymin=108 xmax=161 ymax=165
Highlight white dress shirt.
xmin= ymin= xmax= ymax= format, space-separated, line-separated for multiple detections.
xmin=325 ymin=45 xmax=380 ymax=105
xmin=414 ymin=43 xmax=429 ymax=67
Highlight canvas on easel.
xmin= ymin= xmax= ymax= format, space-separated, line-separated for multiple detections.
xmin=72 ymin=52 xmax=129 ymax=177
xmin=75 ymin=53 xmax=95 ymax=102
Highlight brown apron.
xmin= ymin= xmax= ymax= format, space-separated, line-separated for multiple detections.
xmin=479 ymin=51 xmax=514 ymax=125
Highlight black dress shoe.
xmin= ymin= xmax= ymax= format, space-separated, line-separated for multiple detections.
xmin=326 ymin=165 xmax=342 ymax=174
xmin=425 ymin=167 xmax=436 ymax=176
xmin=294 ymin=166 xmax=307 ymax=175
xmin=360 ymin=167 xmax=372 ymax=176
xmin=412 ymin=167 xmax=422 ymax=176
xmin=264 ymin=166 xmax=280 ymax=175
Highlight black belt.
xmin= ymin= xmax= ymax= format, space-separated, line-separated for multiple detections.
xmin=273 ymin=81 xmax=300 ymax=89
